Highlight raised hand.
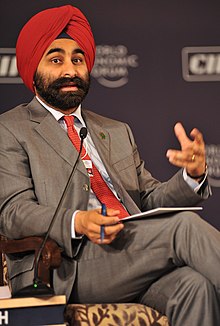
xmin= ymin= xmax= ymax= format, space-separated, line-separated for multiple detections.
xmin=166 ymin=122 xmax=206 ymax=178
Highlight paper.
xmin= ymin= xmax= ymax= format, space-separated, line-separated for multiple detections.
xmin=0 ymin=285 xmax=11 ymax=299
xmin=121 ymin=207 xmax=203 ymax=222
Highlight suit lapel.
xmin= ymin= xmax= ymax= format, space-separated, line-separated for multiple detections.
xmin=83 ymin=111 xmax=131 ymax=209
xmin=83 ymin=110 xmax=111 ymax=167
xmin=27 ymin=98 xmax=87 ymax=176
xmin=83 ymin=110 xmax=141 ymax=214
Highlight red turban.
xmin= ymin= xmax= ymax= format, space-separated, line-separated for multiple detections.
xmin=16 ymin=5 xmax=96 ymax=92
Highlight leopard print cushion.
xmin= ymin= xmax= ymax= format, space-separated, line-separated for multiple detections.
xmin=65 ymin=303 xmax=169 ymax=326
xmin=2 ymin=253 xmax=8 ymax=286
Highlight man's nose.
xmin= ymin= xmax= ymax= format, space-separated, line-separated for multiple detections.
xmin=62 ymin=61 xmax=78 ymax=78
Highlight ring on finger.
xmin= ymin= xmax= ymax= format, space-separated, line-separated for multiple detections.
xmin=191 ymin=154 xmax=195 ymax=162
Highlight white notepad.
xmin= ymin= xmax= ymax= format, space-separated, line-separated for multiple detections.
xmin=121 ymin=207 xmax=203 ymax=222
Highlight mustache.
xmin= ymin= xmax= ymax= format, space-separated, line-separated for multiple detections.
xmin=51 ymin=77 xmax=87 ymax=90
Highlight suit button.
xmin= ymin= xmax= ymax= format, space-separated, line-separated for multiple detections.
xmin=83 ymin=184 xmax=89 ymax=191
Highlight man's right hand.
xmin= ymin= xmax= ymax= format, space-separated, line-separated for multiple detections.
xmin=75 ymin=208 xmax=124 ymax=244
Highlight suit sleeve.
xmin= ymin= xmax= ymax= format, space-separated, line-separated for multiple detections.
xmin=123 ymin=123 xmax=208 ymax=211
xmin=0 ymin=122 xmax=79 ymax=258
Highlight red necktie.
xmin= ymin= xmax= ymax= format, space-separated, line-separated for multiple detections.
xmin=64 ymin=115 xmax=129 ymax=219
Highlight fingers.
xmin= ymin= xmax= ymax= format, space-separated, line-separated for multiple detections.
xmin=174 ymin=122 xmax=205 ymax=149
xmin=166 ymin=149 xmax=195 ymax=167
xmin=91 ymin=223 xmax=124 ymax=244
xmin=75 ymin=208 xmax=124 ymax=244
xmin=173 ymin=122 xmax=189 ymax=146
xmin=167 ymin=122 xmax=194 ymax=163
xmin=166 ymin=145 xmax=205 ymax=166
xmin=190 ymin=127 xmax=205 ymax=146
xmin=97 ymin=208 xmax=120 ymax=217
xmin=97 ymin=223 xmax=124 ymax=244
xmin=166 ymin=122 xmax=206 ymax=176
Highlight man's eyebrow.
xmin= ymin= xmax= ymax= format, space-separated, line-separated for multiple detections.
xmin=46 ymin=48 xmax=64 ymax=56
xmin=46 ymin=47 xmax=85 ymax=56
xmin=73 ymin=48 xmax=85 ymax=56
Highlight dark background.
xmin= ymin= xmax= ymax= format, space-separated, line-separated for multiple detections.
xmin=1 ymin=0 xmax=219 ymax=229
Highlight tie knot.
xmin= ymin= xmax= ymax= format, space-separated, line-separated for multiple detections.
xmin=63 ymin=115 xmax=74 ymax=127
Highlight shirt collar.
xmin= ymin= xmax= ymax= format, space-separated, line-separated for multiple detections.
xmin=35 ymin=96 xmax=85 ymax=126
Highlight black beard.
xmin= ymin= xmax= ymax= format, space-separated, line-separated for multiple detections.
xmin=34 ymin=73 xmax=90 ymax=110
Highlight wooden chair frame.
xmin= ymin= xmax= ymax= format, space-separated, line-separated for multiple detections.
xmin=0 ymin=235 xmax=62 ymax=288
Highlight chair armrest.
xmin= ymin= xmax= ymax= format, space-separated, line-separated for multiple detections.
xmin=0 ymin=235 xmax=62 ymax=286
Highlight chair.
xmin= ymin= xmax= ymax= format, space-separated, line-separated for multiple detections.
xmin=0 ymin=235 xmax=169 ymax=325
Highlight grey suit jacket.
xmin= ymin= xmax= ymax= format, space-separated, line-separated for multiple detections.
xmin=0 ymin=97 xmax=204 ymax=297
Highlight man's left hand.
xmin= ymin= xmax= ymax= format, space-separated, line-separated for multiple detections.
xmin=166 ymin=122 xmax=206 ymax=178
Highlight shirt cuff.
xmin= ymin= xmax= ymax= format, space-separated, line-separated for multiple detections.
xmin=71 ymin=210 xmax=84 ymax=239
xmin=183 ymin=167 xmax=208 ymax=192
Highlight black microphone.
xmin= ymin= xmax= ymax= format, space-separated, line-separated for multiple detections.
xmin=13 ymin=127 xmax=88 ymax=297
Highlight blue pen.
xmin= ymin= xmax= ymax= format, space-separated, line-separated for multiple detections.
xmin=100 ymin=203 xmax=106 ymax=242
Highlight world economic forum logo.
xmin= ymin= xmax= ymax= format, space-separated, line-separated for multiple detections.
xmin=91 ymin=45 xmax=139 ymax=88
xmin=206 ymin=144 xmax=220 ymax=188
xmin=182 ymin=46 xmax=220 ymax=82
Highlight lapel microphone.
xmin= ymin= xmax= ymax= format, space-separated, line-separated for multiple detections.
xmin=13 ymin=127 xmax=88 ymax=297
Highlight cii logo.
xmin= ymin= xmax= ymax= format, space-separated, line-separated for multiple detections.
xmin=182 ymin=46 xmax=220 ymax=81
xmin=0 ymin=48 xmax=22 ymax=83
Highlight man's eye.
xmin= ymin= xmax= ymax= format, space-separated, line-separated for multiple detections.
xmin=72 ymin=58 xmax=83 ymax=64
xmin=51 ymin=58 xmax=61 ymax=64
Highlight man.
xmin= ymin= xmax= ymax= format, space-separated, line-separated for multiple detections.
xmin=0 ymin=5 xmax=219 ymax=325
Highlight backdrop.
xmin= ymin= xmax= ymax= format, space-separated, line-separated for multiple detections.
xmin=0 ymin=0 xmax=219 ymax=229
